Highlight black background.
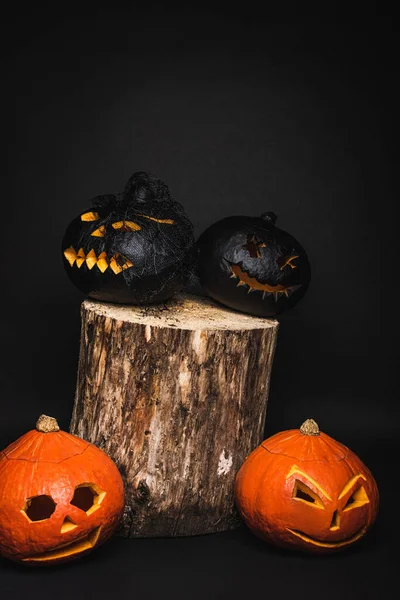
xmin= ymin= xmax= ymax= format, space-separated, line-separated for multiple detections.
xmin=1 ymin=5 xmax=397 ymax=599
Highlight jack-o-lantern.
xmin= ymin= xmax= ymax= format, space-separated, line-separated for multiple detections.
xmin=62 ymin=171 xmax=195 ymax=304
xmin=196 ymin=212 xmax=311 ymax=316
xmin=0 ymin=415 xmax=125 ymax=565
xmin=234 ymin=419 xmax=379 ymax=553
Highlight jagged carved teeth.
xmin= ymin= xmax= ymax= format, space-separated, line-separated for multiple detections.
xmin=229 ymin=263 xmax=302 ymax=301
xmin=64 ymin=247 xmax=133 ymax=274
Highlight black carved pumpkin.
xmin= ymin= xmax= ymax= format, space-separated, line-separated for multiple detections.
xmin=196 ymin=212 xmax=311 ymax=317
xmin=62 ymin=172 xmax=195 ymax=304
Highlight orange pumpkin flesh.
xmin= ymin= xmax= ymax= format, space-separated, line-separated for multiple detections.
xmin=0 ymin=415 xmax=125 ymax=565
xmin=234 ymin=419 xmax=379 ymax=553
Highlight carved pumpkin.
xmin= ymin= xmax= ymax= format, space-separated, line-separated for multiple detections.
xmin=196 ymin=212 xmax=311 ymax=316
xmin=0 ymin=415 xmax=125 ymax=565
xmin=234 ymin=419 xmax=379 ymax=553
xmin=62 ymin=171 xmax=195 ymax=304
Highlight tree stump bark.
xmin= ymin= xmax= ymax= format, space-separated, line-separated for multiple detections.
xmin=69 ymin=294 xmax=279 ymax=537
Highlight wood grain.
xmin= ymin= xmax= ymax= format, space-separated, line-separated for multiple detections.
xmin=69 ymin=294 xmax=279 ymax=537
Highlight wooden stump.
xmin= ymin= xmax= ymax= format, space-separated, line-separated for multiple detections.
xmin=69 ymin=294 xmax=279 ymax=537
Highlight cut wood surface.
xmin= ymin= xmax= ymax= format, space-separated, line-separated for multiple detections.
xmin=69 ymin=294 xmax=279 ymax=537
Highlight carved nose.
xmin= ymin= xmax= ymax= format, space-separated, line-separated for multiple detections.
xmin=330 ymin=510 xmax=340 ymax=530
xmin=61 ymin=516 xmax=78 ymax=534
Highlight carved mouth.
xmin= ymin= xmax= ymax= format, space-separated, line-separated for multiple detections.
xmin=287 ymin=527 xmax=366 ymax=548
xmin=64 ymin=247 xmax=133 ymax=274
xmin=228 ymin=262 xmax=302 ymax=301
xmin=22 ymin=525 xmax=102 ymax=562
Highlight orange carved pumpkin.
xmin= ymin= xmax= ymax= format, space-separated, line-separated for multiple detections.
xmin=0 ymin=415 xmax=125 ymax=565
xmin=234 ymin=419 xmax=379 ymax=553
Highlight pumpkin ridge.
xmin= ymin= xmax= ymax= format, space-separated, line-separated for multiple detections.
xmin=253 ymin=458 xmax=275 ymax=530
xmin=3 ymin=430 xmax=41 ymax=457
xmin=15 ymin=430 xmax=45 ymax=461
xmin=317 ymin=433 xmax=350 ymax=461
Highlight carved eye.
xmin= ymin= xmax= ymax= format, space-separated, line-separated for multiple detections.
xmin=22 ymin=495 xmax=56 ymax=522
xmin=112 ymin=221 xmax=141 ymax=232
xmin=136 ymin=215 xmax=175 ymax=225
xmin=242 ymin=234 xmax=267 ymax=258
xmin=91 ymin=226 xmax=106 ymax=237
xmin=293 ymin=480 xmax=325 ymax=508
xmin=278 ymin=254 xmax=299 ymax=270
xmin=343 ymin=486 xmax=369 ymax=511
xmin=80 ymin=211 xmax=99 ymax=222
xmin=70 ymin=483 xmax=105 ymax=515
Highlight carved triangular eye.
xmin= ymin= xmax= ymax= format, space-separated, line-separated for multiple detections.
xmin=293 ymin=480 xmax=325 ymax=508
xmin=91 ymin=225 xmax=106 ymax=237
xmin=343 ymin=485 xmax=369 ymax=511
xmin=296 ymin=488 xmax=314 ymax=502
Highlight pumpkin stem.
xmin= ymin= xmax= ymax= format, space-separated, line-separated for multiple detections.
xmin=123 ymin=171 xmax=172 ymax=205
xmin=300 ymin=419 xmax=320 ymax=436
xmin=261 ymin=211 xmax=277 ymax=226
xmin=36 ymin=415 xmax=60 ymax=433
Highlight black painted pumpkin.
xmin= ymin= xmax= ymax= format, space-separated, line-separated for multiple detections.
xmin=196 ymin=212 xmax=311 ymax=317
xmin=62 ymin=172 xmax=195 ymax=304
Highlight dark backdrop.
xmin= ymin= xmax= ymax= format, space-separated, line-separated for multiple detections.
xmin=1 ymin=6 xmax=397 ymax=599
